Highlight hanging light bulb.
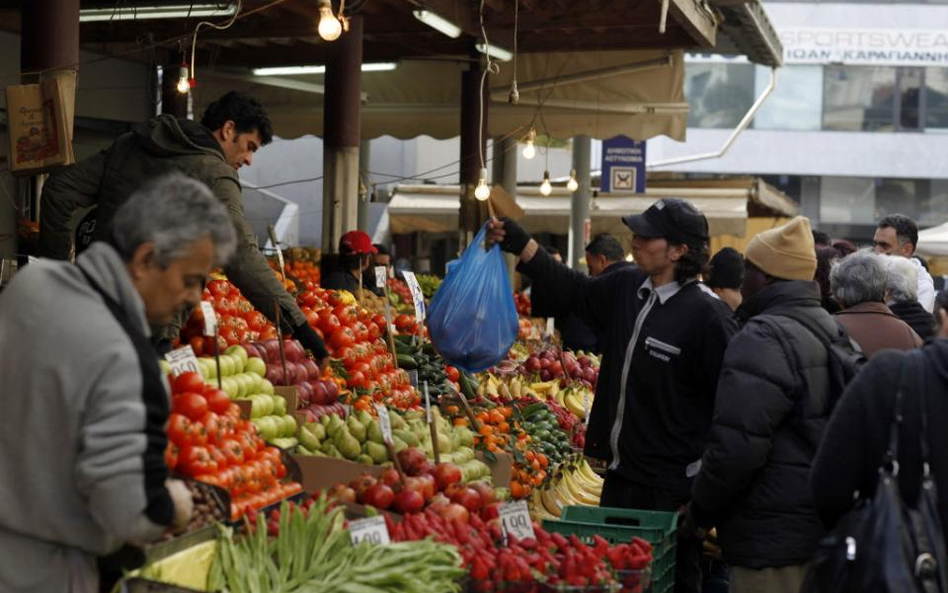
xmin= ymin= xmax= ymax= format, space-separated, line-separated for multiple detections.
xmin=522 ymin=128 xmax=536 ymax=160
xmin=175 ymin=63 xmax=190 ymax=94
xmin=317 ymin=0 xmax=343 ymax=41
xmin=474 ymin=168 xmax=490 ymax=201
xmin=567 ymin=169 xmax=579 ymax=192
xmin=539 ymin=170 xmax=552 ymax=196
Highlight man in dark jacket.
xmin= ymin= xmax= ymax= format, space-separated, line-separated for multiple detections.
xmin=489 ymin=199 xmax=738 ymax=593
xmin=37 ymin=91 xmax=329 ymax=361
xmin=322 ymin=230 xmax=383 ymax=297
xmin=690 ymin=216 xmax=836 ymax=593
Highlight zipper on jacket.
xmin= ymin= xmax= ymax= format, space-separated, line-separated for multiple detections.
xmin=609 ymin=290 xmax=657 ymax=471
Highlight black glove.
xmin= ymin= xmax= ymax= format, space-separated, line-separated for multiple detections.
xmin=293 ymin=322 xmax=330 ymax=361
xmin=497 ymin=217 xmax=531 ymax=255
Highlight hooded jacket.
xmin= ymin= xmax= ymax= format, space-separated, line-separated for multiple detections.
xmin=811 ymin=340 xmax=948 ymax=538
xmin=691 ymin=280 xmax=836 ymax=569
xmin=519 ymin=249 xmax=737 ymax=495
xmin=37 ymin=115 xmax=308 ymax=335
xmin=0 ymin=243 xmax=174 ymax=592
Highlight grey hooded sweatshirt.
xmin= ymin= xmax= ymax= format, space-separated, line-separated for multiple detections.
xmin=0 ymin=243 xmax=174 ymax=592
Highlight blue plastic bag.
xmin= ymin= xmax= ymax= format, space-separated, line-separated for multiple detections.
xmin=427 ymin=222 xmax=519 ymax=373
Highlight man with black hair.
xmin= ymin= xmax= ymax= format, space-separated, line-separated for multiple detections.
xmin=706 ymin=247 xmax=744 ymax=312
xmin=873 ymin=213 xmax=935 ymax=312
xmin=324 ymin=231 xmax=383 ymax=296
xmin=488 ymin=198 xmax=738 ymax=593
xmin=37 ymin=92 xmax=329 ymax=362
xmin=372 ymin=244 xmax=392 ymax=268
xmin=584 ymin=233 xmax=627 ymax=277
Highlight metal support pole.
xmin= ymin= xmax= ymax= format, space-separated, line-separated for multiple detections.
xmin=322 ymin=15 xmax=363 ymax=253
xmin=568 ymin=135 xmax=592 ymax=271
xmin=358 ymin=139 xmax=372 ymax=232
xmin=492 ymin=135 xmax=518 ymax=286
xmin=161 ymin=51 xmax=189 ymax=118
xmin=458 ymin=60 xmax=488 ymax=249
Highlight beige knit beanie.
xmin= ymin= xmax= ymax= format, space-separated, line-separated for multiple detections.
xmin=744 ymin=216 xmax=818 ymax=281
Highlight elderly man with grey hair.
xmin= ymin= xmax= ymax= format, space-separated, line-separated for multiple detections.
xmin=831 ymin=251 xmax=922 ymax=357
xmin=883 ymin=254 xmax=937 ymax=340
xmin=0 ymin=173 xmax=237 ymax=592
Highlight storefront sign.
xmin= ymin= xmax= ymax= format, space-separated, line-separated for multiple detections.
xmin=600 ymin=136 xmax=646 ymax=194
xmin=780 ymin=28 xmax=948 ymax=66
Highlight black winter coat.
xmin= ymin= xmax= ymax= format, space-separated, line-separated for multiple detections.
xmin=691 ymin=280 xmax=836 ymax=569
xmin=889 ymin=300 xmax=937 ymax=341
xmin=810 ymin=340 xmax=948 ymax=539
xmin=520 ymin=249 xmax=737 ymax=495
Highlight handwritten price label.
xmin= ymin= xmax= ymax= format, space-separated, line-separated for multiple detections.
xmin=348 ymin=516 xmax=390 ymax=546
xmin=583 ymin=391 xmax=590 ymax=426
xmin=199 ymin=301 xmax=218 ymax=337
xmin=499 ymin=500 xmax=536 ymax=543
xmin=401 ymin=271 xmax=426 ymax=324
xmin=164 ymin=345 xmax=201 ymax=378
xmin=375 ymin=266 xmax=387 ymax=289
xmin=374 ymin=404 xmax=393 ymax=445
xmin=423 ymin=382 xmax=432 ymax=424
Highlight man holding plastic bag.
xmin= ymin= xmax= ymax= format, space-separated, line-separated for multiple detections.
xmin=487 ymin=199 xmax=738 ymax=593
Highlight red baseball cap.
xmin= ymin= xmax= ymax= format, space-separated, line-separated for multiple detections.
xmin=339 ymin=230 xmax=378 ymax=255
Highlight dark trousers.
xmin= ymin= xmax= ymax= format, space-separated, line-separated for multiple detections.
xmin=601 ymin=471 xmax=703 ymax=593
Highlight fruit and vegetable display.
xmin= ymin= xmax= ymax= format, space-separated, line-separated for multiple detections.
xmin=180 ymin=278 xmax=279 ymax=353
xmin=392 ymin=334 xmax=458 ymax=402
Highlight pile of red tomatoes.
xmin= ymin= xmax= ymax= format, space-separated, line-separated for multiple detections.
xmin=180 ymin=278 xmax=278 ymax=354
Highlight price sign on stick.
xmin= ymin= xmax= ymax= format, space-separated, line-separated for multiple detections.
xmin=423 ymin=381 xmax=433 ymax=424
xmin=199 ymin=302 xmax=218 ymax=337
xmin=375 ymin=266 xmax=387 ymax=289
xmin=349 ymin=516 xmax=390 ymax=546
xmin=165 ymin=346 xmax=201 ymax=377
xmin=401 ymin=271 xmax=426 ymax=324
xmin=499 ymin=500 xmax=536 ymax=543
xmin=374 ymin=404 xmax=393 ymax=444
xmin=583 ymin=391 xmax=591 ymax=427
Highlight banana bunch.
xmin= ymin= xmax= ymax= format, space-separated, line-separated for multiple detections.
xmin=555 ymin=386 xmax=594 ymax=420
xmin=476 ymin=374 xmax=563 ymax=402
xmin=530 ymin=459 xmax=604 ymax=521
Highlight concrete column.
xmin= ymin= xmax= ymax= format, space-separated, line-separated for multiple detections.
xmin=568 ymin=135 xmax=592 ymax=271
xmin=458 ymin=61 xmax=488 ymax=249
xmin=492 ymin=136 xmax=518 ymax=284
xmin=801 ymin=176 xmax=821 ymax=226
xmin=322 ymin=15 xmax=363 ymax=253
xmin=357 ymin=138 xmax=372 ymax=232
xmin=161 ymin=51 xmax=189 ymax=118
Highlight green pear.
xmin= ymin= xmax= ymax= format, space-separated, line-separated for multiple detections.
xmin=366 ymin=441 xmax=388 ymax=464
xmin=390 ymin=412 xmax=407 ymax=431
xmin=346 ymin=416 xmax=366 ymax=442
xmin=356 ymin=410 xmax=373 ymax=426
xmin=456 ymin=426 xmax=475 ymax=448
xmin=392 ymin=435 xmax=408 ymax=453
xmin=308 ymin=422 xmax=326 ymax=441
xmin=333 ymin=428 xmax=362 ymax=460
xmin=355 ymin=454 xmax=374 ymax=465
xmin=320 ymin=414 xmax=332 ymax=428
xmin=436 ymin=432 xmax=452 ymax=454
xmin=393 ymin=429 xmax=419 ymax=448
xmin=367 ymin=420 xmax=383 ymax=444
xmin=299 ymin=425 xmax=321 ymax=450
xmin=327 ymin=414 xmax=345 ymax=438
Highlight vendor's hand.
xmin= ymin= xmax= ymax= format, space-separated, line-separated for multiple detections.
xmin=166 ymin=479 xmax=193 ymax=533
xmin=487 ymin=217 xmax=532 ymax=256
xmin=293 ymin=321 xmax=330 ymax=362
xmin=677 ymin=503 xmax=707 ymax=541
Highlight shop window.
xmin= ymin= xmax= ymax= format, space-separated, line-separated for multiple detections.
xmin=820 ymin=177 xmax=877 ymax=224
xmin=899 ymin=68 xmax=922 ymax=130
xmin=925 ymin=68 xmax=948 ymax=131
xmin=753 ymin=65 xmax=823 ymax=131
xmin=684 ymin=62 xmax=756 ymax=129
xmin=823 ymin=66 xmax=897 ymax=131
xmin=922 ymin=180 xmax=948 ymax=226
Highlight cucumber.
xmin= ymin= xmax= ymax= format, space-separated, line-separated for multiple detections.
xmin=396 ymin=354 xmax=419 ymax=369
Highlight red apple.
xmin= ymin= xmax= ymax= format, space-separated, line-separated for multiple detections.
xmin=416 ymin=474 xmax=436 ymax=501
xmin=433 ymin=463 xmax=462 ymax=491
xmin=310 ymin=381 xmax=328 ymax=405
xmin=349 ymin=474 xmax=377 ymax=499
xmin=296 ymin=381 xmax=313 ymax=407
xmin=392 ymin=488 xmax=425 ymax=514
xmin=396 ymin=447 xmax=429 ymax=477
xmin=362 ymin=483 xmax=394 ymax=510
xmin=261 ymin=339 xmax=282 ymax=363
xmin=301 ymin=359 xmax=320 ymax=381
xmin=450 ymin=486 xmax=483 ymax=513
xmin=265 ymin=364 xmax=286 ymax=387
xmin=468 ymin=481 xmax=496 ymax=506
xmin=480 ymin=502 xmax=502 ymax=521
xmin=427 ymin=493 xmax=450 ymax=513
xmin=241 ymin=342 xmax=262 ymax=360
xmin=440 ymin=503 xmax=470 ymax=524
xmin=379 ymin=468 xmax=401 ymax=487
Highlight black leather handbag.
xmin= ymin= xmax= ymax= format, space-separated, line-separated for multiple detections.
xmin=803 ymin=351 xmax=948 ymax=593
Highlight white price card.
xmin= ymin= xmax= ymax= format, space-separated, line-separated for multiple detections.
xmin=546 ymin=317 xmax=555 ymax=338
xmin=499 ymin=500 xmax=536 ymax=543
xmin=164 ymin=345 xmax=201 ymax=377
xmin=423 ymin=382 xmax=433 ymax=424
xmin=583 ymin=391 xmax=591 ymax=427
xmin=348 ymin=515 xmax=390 ymax=546
xmin=199 ymin=301 xmax=218 ymax=337
xmin=375 ymin=266 xmax=387 ymax=289
xmin=374 ymin=404 xmax=393 ymax=444
xmin=401 ymin=271 xmax=426 ymax=323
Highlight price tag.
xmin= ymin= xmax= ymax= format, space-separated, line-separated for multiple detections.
xmin=267 ymin=225 xmax=286 ymax=279
xmin=374 ymin=404 xmax=393 ymax=444
xmin=423 ymin=382 xmax=432 ymax=424
xmin=375 ymin=266 xmax=387 ymax=289
xmin=383 ymin=301 xmax=394 ymax=332
xmin=499 ymin=500 xmax=536 ymax=543
xmin=164 ymin=345 xmax=201 ymax=377
xmin=199 ymin=301 xmax=218 ymax=337
xmin=348 ymin=516 xmax=390 ymax=546
xmin=546 ymin=317 xmax=555 ymax=337
xmin=401 ymin=271 xmax=426 ymax=324
xmin=583 ymin=391 xmax=591 ymax=427
xmin=408 ymin=370 xmax=419 ymax=389
xmin=343 ymin=403 xmax=353 ymax=417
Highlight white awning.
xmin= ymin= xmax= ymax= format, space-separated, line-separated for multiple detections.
xmin=385 ymin=181 xmax=796 ymax=237
xmin=918 ymin=222 xmax=948 ymax=257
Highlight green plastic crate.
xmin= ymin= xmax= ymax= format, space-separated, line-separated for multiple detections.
xmin=542 ymin=507 xmax=677 ymax=593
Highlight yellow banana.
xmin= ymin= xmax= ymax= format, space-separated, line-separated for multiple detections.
xmin=578 ymin=460 xmax=604 ymax=485
xmin=540 ymin=485 xmax=565 ymax=518
xmin=511 ymin=378 xmax=522 ymax=399
xmin=564 ymin=391 xmax=586 ymax=419
xmin=554 ymin=388 xmax=566 ymax=407
xmin=561 ymin=470 xmax=600 ymax=506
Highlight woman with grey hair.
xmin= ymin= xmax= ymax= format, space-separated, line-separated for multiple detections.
xmin=831 ymin=250 xmax=922 ymax=357
xmin=882 ymin=254 xmax=937 ymax=340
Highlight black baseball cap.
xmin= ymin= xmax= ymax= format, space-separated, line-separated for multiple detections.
xmin=622 ymin=198 xmax=709 ymax=246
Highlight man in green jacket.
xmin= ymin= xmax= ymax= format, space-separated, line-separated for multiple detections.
xmin=38 ymin=91 xmax=328 ymax=361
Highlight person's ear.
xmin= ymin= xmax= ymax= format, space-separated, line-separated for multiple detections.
xmin=221 ymin=120 xmax=236 ymax=142
xmin=127 ymin=242 xmax=157 ymax=281
xmin=902 ymin=242 xmax=915 ymax=258
xmin=669 ymin=243 xmax=689 ymax=262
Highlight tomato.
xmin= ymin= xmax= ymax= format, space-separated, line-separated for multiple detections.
xmin=177 ymin=445 xmax=217 ymax=476
xmin=367 ymin=323 xmax=381 ymax=342
xmin=207 ymin=279 xmax=230 ymax=298
xmin=173 ymin=392 xmax=209 ymax=421
xmin=195 ymin=473 xmax=221 ymax=487
xmin=304 ymin=309 xmax=319 ymax=328
xmin=164 ymin=442 xmax=178 ymax=471
xmin=347 ymin=370 xmax=366 ymax=390
xmin=372 ymin=313 xmax=386 ymax=328
xmin=247 ymin=311 xmax=268 ymax=333
xmin=318 ymin=312 xmax=341 ymax=336
xmin=327 ymin=292 xmax=345 ymax=307
xmin=203 ymin=388 xmax=232 ymax=415
xmin=184 ymin=421 xmax=209 ymax=447
xmin=394 ymin=314 xmax=413 ymax=332
xmin=220 ymin=326 xmax=240 ymax=346
xmin=352 ymin=361 xmax=371 ymax=379
xmin=224 ymin=403 xmax=242 ymax=420
xmin=445 ymin=365 xmax=460 ymax=383
xmin=201 ymin=411 xmax=225 ymax=444
xmin=220 ymin=438 xmax=245 ymax=465
xmin=188 ymin=336 xmax=206 ymax=357
xmin=335 ymin=305 xmax=358 ymax=326
xmin=172 ymin=372 xmax=205 ymax=396
xmin=166 ymin=413 xmax=191 ymax=445
xmin=352 ymin=321 xmax=369 ymax=342
xmin=236 ymin=300 xmax=253 ymax=315
xmin=330 ymin=326 xmax=356 ymax=350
